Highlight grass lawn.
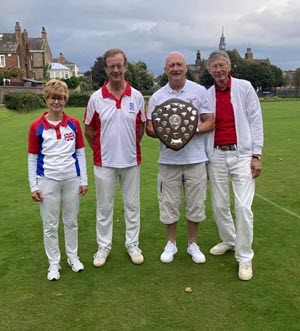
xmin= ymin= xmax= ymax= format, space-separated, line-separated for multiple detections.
xmin=0 ymin=101 xmax=299 ymax=331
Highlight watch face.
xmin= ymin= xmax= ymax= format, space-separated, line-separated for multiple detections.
xmin=253 ymin=155 xmax=261 ymax=160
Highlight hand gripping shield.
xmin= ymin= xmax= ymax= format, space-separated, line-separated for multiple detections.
xmin=152 ymin=98 xmax=198 ymax=151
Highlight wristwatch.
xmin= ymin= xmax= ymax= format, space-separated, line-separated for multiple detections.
xmin=252 ymin=154 xmax=262 ymax=160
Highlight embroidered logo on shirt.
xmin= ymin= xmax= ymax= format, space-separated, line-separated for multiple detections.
xmin=64 ymin=132 xmax=75 ymax=141
xmin=129 ymin=102 xmax=135 ymax=112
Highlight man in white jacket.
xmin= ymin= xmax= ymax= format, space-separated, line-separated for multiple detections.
xmin=206 ymin=50 xmax=263 ymax=281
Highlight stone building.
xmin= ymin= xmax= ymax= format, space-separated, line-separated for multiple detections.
xmin=29 ymin=27 xmax=52 ymax=80
xmin=0 ymin=22 xmax=52 ymax=82
xmin=52 ymin=53 xmax=80 ymax=77
xmin=187 ymin=30 xmax=270 ymax=81
xmin=0 ymin=22 xmax=33 ymax=82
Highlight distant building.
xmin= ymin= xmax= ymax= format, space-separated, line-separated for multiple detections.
xmin=47 ymin=62 xmax=72 ymax=79
xmin=29 ymin=27 xmax=52 ymax=80
xmin=0 ymin=22 xmax=33 ymax=82
xmin=52 ymin=53 xmax=80 ymax=77
xmin=0 ymin=22 xmax=52 ymax=83
xmin=187 ymin=29 xmax=271 ymax=81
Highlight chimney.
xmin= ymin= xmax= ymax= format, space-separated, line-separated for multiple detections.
xmin=58 ymin=53 xmax=65 ymax=64
xmin=22 ymin=29 xmax=28 ymax=44
xmin=15 ymin=22 xmax=22 ymax=45
xmin=41 ymin=27 xmax=47 ymax=40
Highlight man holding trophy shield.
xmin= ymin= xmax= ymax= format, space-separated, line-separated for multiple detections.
xmin=146 ymin=52 xmax=214 ymax=264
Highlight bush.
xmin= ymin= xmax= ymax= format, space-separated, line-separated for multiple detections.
xmin=4 ymin=92 xmax=44 ymax=112
xmin=67 ymin=92 xmax=92 ymax=107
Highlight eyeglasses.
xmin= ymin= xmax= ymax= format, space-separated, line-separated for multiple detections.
xmin=48 ymin=96 xmax=65 ymax=102
xmin=106 ymin=64 xmax=126 ymax=71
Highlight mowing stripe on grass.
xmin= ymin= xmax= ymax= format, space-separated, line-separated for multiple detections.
xmin=256 ymin=193 xmax=300 ymax=220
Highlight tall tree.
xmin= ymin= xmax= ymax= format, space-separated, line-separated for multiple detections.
xmin=89 ymin=56 xmax=107 ymax=87
xmin=199 ymin=69 xmax=214 ymax=88
xmin=270 ymin=65 xmax=283 ymax=88
xmin=126 ymin=61 xmax=154 ymax=91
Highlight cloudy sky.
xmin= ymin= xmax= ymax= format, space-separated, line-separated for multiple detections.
xmin=1 ymin=0 xmax=299 ymax=76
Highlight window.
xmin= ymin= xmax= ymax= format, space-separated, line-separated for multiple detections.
xmin=0 ymin=55 xmax=5 ymax=67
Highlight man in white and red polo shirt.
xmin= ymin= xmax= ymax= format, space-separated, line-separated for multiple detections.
xmin=84 ymin=48 xmax=146 ymax=267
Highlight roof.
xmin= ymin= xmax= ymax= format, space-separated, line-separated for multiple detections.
xmin=52 ymin=58 xmax=74 ymax=65
xmin=49 ymin=63 xmax=70 ymax=70
xmin=29 ymin=38 xmax=44 ymax=51
xmin=0 ymin=33 xmax=17 ymax=52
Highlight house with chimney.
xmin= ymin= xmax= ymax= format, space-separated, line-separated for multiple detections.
xmin=0 ymin=22 xmax=33 ymax=82
xmin=47 ymin=53 xmax=81 ymax=79
xmin=29 ymin=27 xmax=52 ymax=80
xmin=0 ymin=22 xmax=52 ymax=83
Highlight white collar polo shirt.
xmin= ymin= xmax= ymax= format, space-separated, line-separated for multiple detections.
xmin=84 ymin=82 xmax=146 ymax=168
xmin=147 ymin=79 xmax=214 ymax=165
xmin=28 ymin=112 xmax=85 ymax=180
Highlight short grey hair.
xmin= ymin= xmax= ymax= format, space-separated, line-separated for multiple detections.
xmin=208 ymin=50 xmax=231 ymax=67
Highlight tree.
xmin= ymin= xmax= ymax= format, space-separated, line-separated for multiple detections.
xmin=199 ymin=69 xmax=214 ymax=88
xmin=88 ymin=56 xmax=107 ymax=87
xmin=0 ymin=66 xmax=23 ymax=80
xmin=270 ymin=65 xmax=283 ymax=88
xmin=186 ymin=67 xmax=196 ymax=82
xmin=293 ymin=69 xmax=300 ymax=93
xmin=61 ymin=76 xmax=80 ymax=89
xmin=126 ymin=61 xmax=154 ymax=91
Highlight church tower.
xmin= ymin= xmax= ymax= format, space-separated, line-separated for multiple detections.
xmin=195 ymin=50 xmax=201 ymax=67
xmin=219 ymin=28 xmax=226 ymax=51
xmin=245 ymin=47 xmax=253 ymax=60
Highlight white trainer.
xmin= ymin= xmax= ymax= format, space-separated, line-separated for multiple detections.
xmin=93 ymin=247 xmax=110 ymax=267
xmin=127 ymin=243 xmax=144 ymax=265
xmin=210 ymin=242 xmax=235 ymax=256
xmin=47 ymin=264 xmax=61 ymax=281
xmin=67 ymin=257 xmax=84 ymax=272
xmin=238 ymin=261 xmax=253 ymax=281
xmin=160 ymin=241 xmax=178 ymax=263
xmin=187 ymin=243 xmax=206 ymax=263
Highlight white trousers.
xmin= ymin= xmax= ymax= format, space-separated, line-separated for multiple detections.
xmin=38 ymin=177 xmax=80 ymax=265
xmin=94 ymin=165 xmax=141 ymax=249
xmin=208 ymin=150 xmax=255 ymax=262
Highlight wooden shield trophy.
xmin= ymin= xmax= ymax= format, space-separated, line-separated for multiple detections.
xmin=152 ymin=98 xmax=198 ymax=151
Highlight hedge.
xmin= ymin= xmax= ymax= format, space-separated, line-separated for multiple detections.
xmin=4 ymin=92 xmax=44 ymax=113
xmin=67 ymin=93 xmax=92 ymax=107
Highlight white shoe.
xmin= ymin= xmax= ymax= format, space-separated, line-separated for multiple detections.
xmin=47 ymin=264 xmax=61 ymax=281
xmin=67 ymin=257 xmax=84 ymax=272
xmin=210 ymin=242 xmax=235 ymax=255
xmin=160 ymin=241 xmax=178 ymax=263
xmin=238 ymin=261 xmax=253 ymax=281
xmin=93 ymin=247 xmax=110 ymax=267
xmin=127 ymin=243 xmax=144 ymax=265
xmin=187 ymin=243 xmax=206 ymax=263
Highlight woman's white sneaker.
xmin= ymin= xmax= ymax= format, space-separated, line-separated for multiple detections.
xmin=67 ymin=257 xmax=84 ymax=272
xmin=47 ymin=264 xmax=61 ymax=281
